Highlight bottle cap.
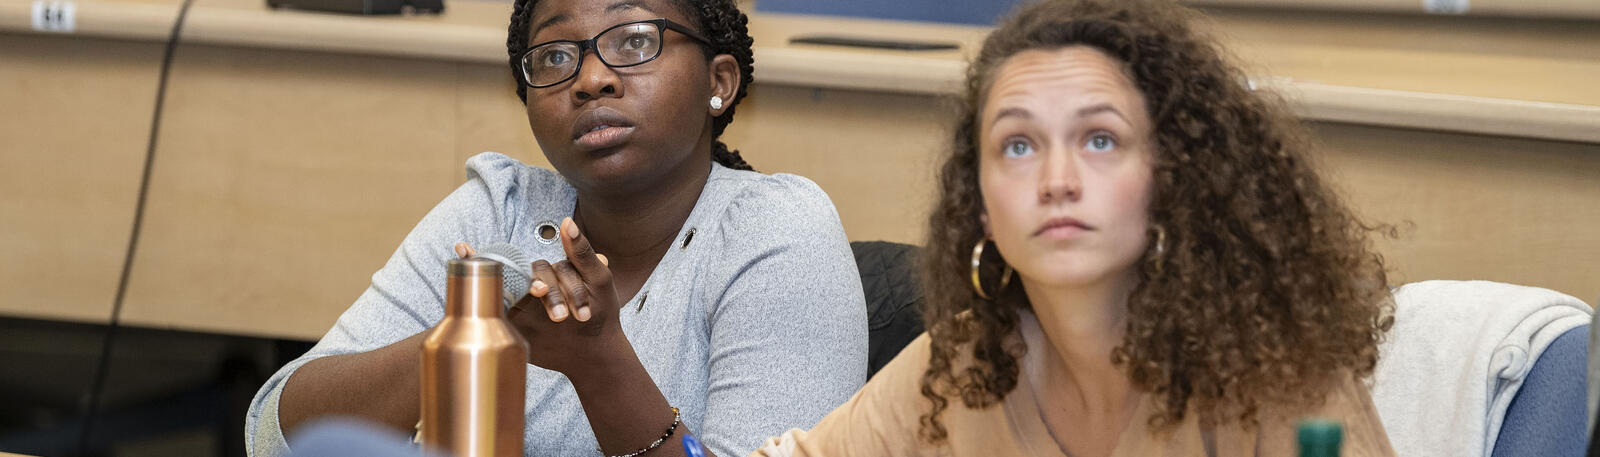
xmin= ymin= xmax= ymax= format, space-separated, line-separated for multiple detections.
xmin=447 ymin=257 xmax=502 ymax=278
xmin=1298 ymin=419 xmax=1343 ymax=449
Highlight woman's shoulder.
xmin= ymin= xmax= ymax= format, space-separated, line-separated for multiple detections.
xmin=877 ymin=332 xmax=936 ymax=380
xmin=781 ymin=332 xmax=1024 ymax=456
xmin=463 ymin=152 xmax=568 ymax=198
xmin=458 ymin=152 xmax=574 ymax=224
xmin=706 ymin=165 xmax=842 ymax=228
xmin=805 ymin=333 xmax=937 ymax=443
xmin=859 ymin=331 xmax=991 ymax=404
xmin=749 ymin=332 xmax=941 ymax=457
xmin=696 ymin=165 xmax=853 ymax=272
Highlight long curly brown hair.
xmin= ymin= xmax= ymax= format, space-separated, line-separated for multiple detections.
xmin=918 ymin=0 xmax=1395 ymax=443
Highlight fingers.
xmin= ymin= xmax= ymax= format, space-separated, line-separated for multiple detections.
xmin=453 ymin=242 xmax=476 ymax=259
xmin=529 ymin=260 xmax=595 ymax=322
xmin=552 ymin=260 xmax=592 ymax=322
xmin=504 ymin=297 xmax=541 ymax=338
xmin=559 ymin=218 xmax=612 ymax=288
xmin=519 ymin=218 xmax=610 ymax=325
xmin=530 ymin=260 xmax=568 ymax=322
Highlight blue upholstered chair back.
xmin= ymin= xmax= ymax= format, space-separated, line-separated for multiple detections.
xmin=1492 ymin=324 xmax=1591 ymax=457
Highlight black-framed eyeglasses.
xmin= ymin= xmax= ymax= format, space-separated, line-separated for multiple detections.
xmin=519 ymin=18 xmax=710 ymax=89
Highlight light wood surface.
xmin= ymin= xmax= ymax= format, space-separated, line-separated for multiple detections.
xmin=117 ymin=44 xmax=464 ymax=338
xmin=1317 ymin=123 xmax=1600 ymax=300
xmin=1196 ymin=8 xmax=1600 ymax=106
xmin=452 ymin=63 xmax=547 ymax=177
xmin=180 ymin=0 xmax=507 ymax=63
xmin=746 ymin=13 xmax=986 ymax=95
xmin=1187 ymin=0 xmax=1600 ymax=19
xmin=1 ymin=0 xmax=1597 ymax=339
xmin=0 ymin=0 xmax=176 ymax=41
xmin=0 ymin=0 xmax=1594 ymax=142
xmin=116 ymin=71 xmax=1600 ymax=338
xmin=747 ymin=12 xmax=1600 ymax=143
xmin=724 ymin=86 xmax=949 ymax=244
xmin=0 ymin=33 xmax=166 ymax=324
xmin=1265 ymin=81 xmax=1600 ymax=144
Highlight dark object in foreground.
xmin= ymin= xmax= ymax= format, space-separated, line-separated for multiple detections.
xmin=265 ymin=0 xmax=442 ymax=16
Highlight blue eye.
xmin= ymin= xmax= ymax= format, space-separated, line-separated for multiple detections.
xmin=1002 ymin=139 xmax=1034 ymax=158
xmin=1085 ymin=133 xmax=1116 ymax=153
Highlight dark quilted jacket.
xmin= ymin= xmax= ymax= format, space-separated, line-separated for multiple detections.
xmin=849 ymin=241 xmax=925 ymax=379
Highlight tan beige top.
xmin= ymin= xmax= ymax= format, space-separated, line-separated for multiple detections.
xmin=754 ymin=334 xmax=1395 ymax=457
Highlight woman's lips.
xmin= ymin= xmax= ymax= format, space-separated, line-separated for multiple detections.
xmin=570 ymin=106 xmax=637 ymax=151
xmin=1033 ymin=217 xmax=1094 ymax=239
xmin=574 ymin=125 xmax=636 ymax=151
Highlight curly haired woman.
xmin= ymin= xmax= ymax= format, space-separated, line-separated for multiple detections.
xmin=752 ymin=1 xmax=1396 ymax=455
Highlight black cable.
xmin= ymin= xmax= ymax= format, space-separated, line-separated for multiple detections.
xmin=77 ymin=0 xmax=197 ymax=453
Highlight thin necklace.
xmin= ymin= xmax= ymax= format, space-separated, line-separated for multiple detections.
xmin=1025 ymin=361 xmax=1141 ymax=457
xmin=1025 ymin=371 xmax=1078 ymax=457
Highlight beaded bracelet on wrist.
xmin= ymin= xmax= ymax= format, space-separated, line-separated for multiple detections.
xmin=606 ymin=407 xmax=681 ymax=457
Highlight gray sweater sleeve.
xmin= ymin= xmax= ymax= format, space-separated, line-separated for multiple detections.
xmin=244 ymin=155 xmax=868 ymax=457
xmin=694 ymin=174 xmax=869 ymax=456
xmin=244 ymin=155 xmax=525 ymax=457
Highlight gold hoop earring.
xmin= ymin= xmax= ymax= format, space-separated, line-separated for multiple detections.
xmin=1151 ymin=225 xmax=1168 ymax=275
xmin=970 ymin=239 xmax=1014 ymax=299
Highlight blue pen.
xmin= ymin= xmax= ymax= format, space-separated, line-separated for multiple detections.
xmin=682 ymin=432 xmax=707 ymax=457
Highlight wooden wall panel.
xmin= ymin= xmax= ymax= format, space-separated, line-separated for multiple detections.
xmin=452 ymin=63 xmax=546 ymax=179
xmin=119 ymin=45 xmax=462 ymax=339
xmin=1316 ymin=123 xmax=1600 ymax=301
xmin=0 ymin=34 xmax=166 ymax=323
xmin=724 ymin=86 xmax=949 ymax=244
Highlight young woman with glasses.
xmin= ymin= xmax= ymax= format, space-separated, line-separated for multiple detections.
xmin=244 ymin=1 xmax=868 ymax=456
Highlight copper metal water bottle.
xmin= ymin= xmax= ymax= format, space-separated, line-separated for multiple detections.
xmin=420 ymin=258 xmax=528 ymax=457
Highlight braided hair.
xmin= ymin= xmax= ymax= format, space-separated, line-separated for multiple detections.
xmin=506 ymin=0 xmax=756 ymax=171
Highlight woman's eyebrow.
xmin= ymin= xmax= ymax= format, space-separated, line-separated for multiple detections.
xmin=989 ymin=106 xmax=1032 ymax=128
xmin=1077 ymin=103 xmax=1130 ymax=124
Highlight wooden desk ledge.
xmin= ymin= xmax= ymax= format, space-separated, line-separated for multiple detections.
xmin=1185 ymin=0 xmax=1600 ymax=20
xmin=1264 ymin=80 xmax=1600 ymax=144
xmin=0 ymin=0 xmax=1595 ymax=143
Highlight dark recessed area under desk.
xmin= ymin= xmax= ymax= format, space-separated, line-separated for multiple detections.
xmin=0 ymin=317 xmax=313 ymax=457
